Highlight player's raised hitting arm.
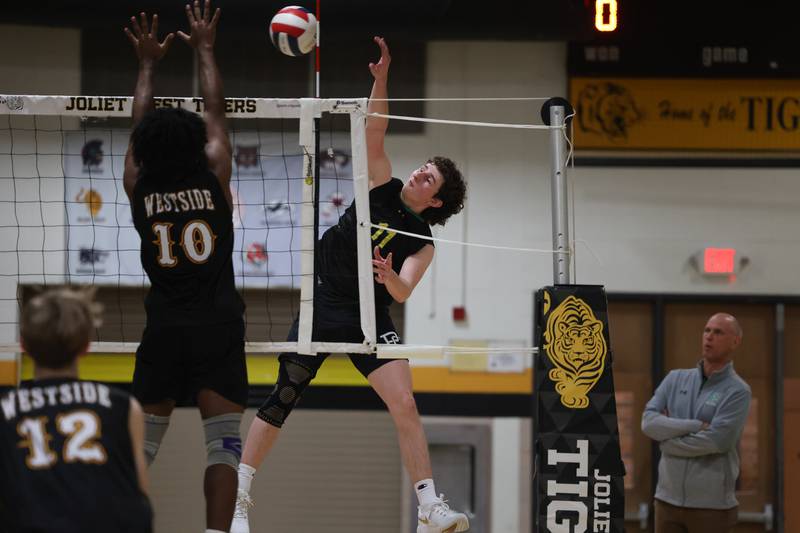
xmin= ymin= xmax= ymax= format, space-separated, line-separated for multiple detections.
xmin=178 ymin=0 xmax=233 ymax=209
xmin=122 ymin=12 xmax=174 ymax=200
xmin=366 ymin=36 xmax=392 ymax=190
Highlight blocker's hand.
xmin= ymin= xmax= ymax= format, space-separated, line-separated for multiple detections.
xmin=178 ymin=0 xmax=221 ymax=50
xmin=372 ymin=246 xmax=394 ymax=284
xmin=124 ymin=12 xmax=174 ymax=63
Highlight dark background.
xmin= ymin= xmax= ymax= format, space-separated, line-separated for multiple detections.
xmin=3 ymin=1 xmax=799 ymax=93
xmin=2 ymin=1 xmax=795 ymax=43
xmin=3 ymin=1 xmax=799 ymax=114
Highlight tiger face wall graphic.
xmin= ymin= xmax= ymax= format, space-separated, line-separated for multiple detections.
xmin=543 ymin=295 xmax=608 ymax=408
xmin=576 ymin=82 xmax=642 ymax=141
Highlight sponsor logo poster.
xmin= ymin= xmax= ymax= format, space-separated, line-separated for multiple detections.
xmin=65 ymin=129 xmax=354 ymax=288
xmin=64 ymin=131 xmax=136 ymax=284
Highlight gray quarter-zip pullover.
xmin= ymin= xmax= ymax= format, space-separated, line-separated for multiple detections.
xmin=642 ymin=360 xmax=751 ymax=510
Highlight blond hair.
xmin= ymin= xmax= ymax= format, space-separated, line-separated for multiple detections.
xmin=20 ymin=287 xmax=103 ymax=369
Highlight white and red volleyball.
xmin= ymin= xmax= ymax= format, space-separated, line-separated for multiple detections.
xmin=269 ymin=6 xmax=317 ymax=57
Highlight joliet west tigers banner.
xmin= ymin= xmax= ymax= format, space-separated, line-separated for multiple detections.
xmin=570 ymin=77 xmax=800 ymax=151
xmin=534 ymin=285 xmax=625 ymax=533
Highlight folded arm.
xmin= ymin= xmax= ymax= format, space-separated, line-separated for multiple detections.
xmin=660 ymin=387 xmax=751 ymax=457
xmin=642 ymin=371 xmax=704 ymax=441
xmin=642 ymin=412 xmax=704 ymax=442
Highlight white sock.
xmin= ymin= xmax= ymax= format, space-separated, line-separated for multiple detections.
xmin=237 ymin=463 xmax=256 ymax=494
xmin=205 ymin=530 xmax=226 ymax=533
xmin=415 ymin=478 xmax=438 ymax=507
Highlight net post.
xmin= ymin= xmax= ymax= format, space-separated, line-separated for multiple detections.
xmin=536 ymin=103 xmax=569 ymax=532
xmin=549 ymin=106 xmax=570 ymax=284
xmin=349 ymin=99 xmax=376 ymax=348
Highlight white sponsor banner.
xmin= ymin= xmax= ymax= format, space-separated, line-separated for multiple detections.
xmin=0 ymin=95 xmax=361 ymax=119
xmin=64 ymin=129 xmax=353 ymax=288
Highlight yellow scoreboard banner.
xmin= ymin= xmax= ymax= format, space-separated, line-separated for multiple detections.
xmin=570 ymin=77 xmax=800 ymax=151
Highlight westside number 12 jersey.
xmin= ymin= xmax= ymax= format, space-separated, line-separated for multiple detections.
xmin=132 ymin=170 xmax=244 ymax=326
xmin=0 ymin=379 xmax=152 ymax=533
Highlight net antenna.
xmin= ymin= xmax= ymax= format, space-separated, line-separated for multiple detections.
xmin=0 ymin=94 xmax=376 ymax=357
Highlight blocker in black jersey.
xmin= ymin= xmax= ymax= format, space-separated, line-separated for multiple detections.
xmin=123 ymin=6 xmax=246 ymax=532
xmin=130 ymin=169 xmax=247 ymax=407
xmin=0 ymin=379 xmax=152 ymax=533
xmin=317 ymin=177 xmax=433 ymax=310
xmin=131 ymin=169 xmax=244 ymax=327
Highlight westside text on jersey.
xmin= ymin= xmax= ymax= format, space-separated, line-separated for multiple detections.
xmin=143 ymin=188 xmax=216 ymax=218
xmin=1 ymin=382 xmax=113 ymax=421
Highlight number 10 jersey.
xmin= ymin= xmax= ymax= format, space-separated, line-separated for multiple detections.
xmin=132 ymin=170 xmax=244 ymax=326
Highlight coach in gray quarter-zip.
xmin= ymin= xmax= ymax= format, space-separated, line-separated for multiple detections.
xmin=642 ymin=313 xmax=752 ymax=533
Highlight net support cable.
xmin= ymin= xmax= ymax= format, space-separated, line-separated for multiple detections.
xmin=365 ymin=223 xmax=566 ymax=255
xmin=366 ymin=111 xmax=559 ymax=130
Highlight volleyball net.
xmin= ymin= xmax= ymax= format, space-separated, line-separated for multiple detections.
xmin=0 ymin=94 xmax=567 ymax=361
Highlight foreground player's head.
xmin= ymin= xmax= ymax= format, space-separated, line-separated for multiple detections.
xmin=131 ymin=107 xmax=208 ymax=180
xmin=403 ymin=156 xmax=466 ymax=226
xmin=20 ymin=287 xmax=102 ymax=372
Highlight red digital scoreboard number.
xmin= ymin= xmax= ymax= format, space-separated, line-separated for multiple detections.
xmin=595 ymin=0 xmax=618 ymax=32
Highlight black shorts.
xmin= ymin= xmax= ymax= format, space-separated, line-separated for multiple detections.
xmin=279 ymin=309 xmax=404 ymax=379
xmin=132 ymin=319 xmax=248 ymax=407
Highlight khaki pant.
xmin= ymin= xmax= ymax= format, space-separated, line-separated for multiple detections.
xmin=655 ymin=499 xmax=738 ymax=533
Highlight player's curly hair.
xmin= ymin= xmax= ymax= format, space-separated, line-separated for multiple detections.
xmin=131 ymin=108 xmax=208 ymax=180
xmin=421 ymin=156 xmax=467 ymax=226
xmin=21 ymin=287 xmax=103 ymax=370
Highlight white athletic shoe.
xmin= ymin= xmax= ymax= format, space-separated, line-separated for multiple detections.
xmin=417 ymin=494 xmax=470 ymax=533
xmin=230 ymin=489 xmax=253 ymax=533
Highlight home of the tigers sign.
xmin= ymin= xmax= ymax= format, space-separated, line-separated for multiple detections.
xmin=533 ymin=285 xmax=625 ymax=532
xmin=570 ymin=77 xmax=800 ymax=151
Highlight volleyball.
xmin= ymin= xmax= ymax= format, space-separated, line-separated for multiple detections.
xmin=269 ymin=6 xmax=316 ymax=57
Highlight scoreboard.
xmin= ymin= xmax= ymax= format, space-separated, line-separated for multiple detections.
xmin=594 ymin=0 xmax=618 ymax=32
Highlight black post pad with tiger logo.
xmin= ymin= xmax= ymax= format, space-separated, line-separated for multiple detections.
xmin=533 ymin=285 xmax=625 ymax=532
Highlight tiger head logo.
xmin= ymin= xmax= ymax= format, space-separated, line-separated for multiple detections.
xmin=577 ymin=82 xmax=642 ymax=141
xmin=543 ymin=295 xmax=608 ymax=409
